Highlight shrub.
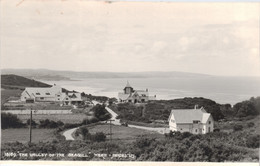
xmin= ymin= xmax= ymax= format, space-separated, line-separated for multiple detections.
xmin=1 ymin=112 xmax=25 ymax=129
xmin=233 ymin=124 xmax=243 ymax=131
xmin=246 ymin=135 xmax=260 ymax=148
xmin=39 ymin=119 xmax=64 ymax=128
xmin=26 ymin=119 xmax=37 ymax=127
xmin=91 ymin=104 xmax=111 ymax=121
xmin=247 ymin=122 xmax=255 ymax=128
xmin=79 ymin=126 xmax=89 ymax=139
xmin=91 ymin=132 xmax=106 ymax=142
xmin=213 ymin=128 xmax=220 ymax=132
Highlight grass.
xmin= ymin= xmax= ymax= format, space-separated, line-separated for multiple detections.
xmin=86 ymin=124 xmax=163 ymax=142
xmin=17 ymin=114 xmax=88 ymax=124
xmin=1 ymin=89 xmax=23 ymax=105
xmin=1 ymin=128 xmax=56 ymax=144
xmin=3 ymin=102 xmax=73 ymax=110
xmin=126 ymin=120 xmax=168 ymax=128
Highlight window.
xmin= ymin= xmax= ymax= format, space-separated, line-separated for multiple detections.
xmin=36 ymin=93 xmax=40 ymax=95
xmin=180 ymin=128 xmax=182 ymax=130
xmin=193 ymin=120 xmax=200 ymax=124
xmin=195 ymin=129 xmax=197 ymax=132
xmin=171 ymin=119 xmax=175 ymax=123
xmin=40 ymin=97 xmax=44 ymax=100
xmin=208 ymin=127 xmax=211 ymax=132
xmin=46 ymin=93 xmax=50 ymax=95
xmin=57 ymin=95 xmax=60 ymax=97
xmin=209 ymin=121 xmax=211 ymax=124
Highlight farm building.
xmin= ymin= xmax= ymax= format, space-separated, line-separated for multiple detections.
xmin=20 ymin=85 xmax=82 ymax=105
xmin=168 ymin=106 xmax=214 ymax=134
xmin=118 ymin=81 xmax=156 ymax=103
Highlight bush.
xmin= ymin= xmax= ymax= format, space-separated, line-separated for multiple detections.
xmin=39 ymin=119 xmax=64 ymax=128
xmin=213 ymin=128 xmax=220 ymax=132
xmin=1 ymin=113 xmax=25 ymax=129
xmin=233 ymin=124 xmax=243 ymax=132
xmin=91 ymin=132 xmax=106 ymax=142
xmin=79 ymin=126 xmax=89 ymax=139
xmin=91 ymin=104 xmax=111 ymax=121
xmin=26 ymin=119 xmax=37 ymax=127
xmin=246 ymin=135 xmax=260 ymax=148
xmin=247 ymin=122 xmax=255 ymax=128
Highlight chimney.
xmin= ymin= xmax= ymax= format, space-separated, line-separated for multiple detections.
xmin=194 ymin=105 xmax=199 ymax=109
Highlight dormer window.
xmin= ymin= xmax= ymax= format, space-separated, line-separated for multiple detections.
xmin=193 ymin=120 xmax=200 ymax=124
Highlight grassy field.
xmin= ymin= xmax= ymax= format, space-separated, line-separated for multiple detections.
xmin=17 ymin=114 xmax=88 ymax=124
xmin=1 ymin=89 xmax=23 ymax=105
xmin=1 ymin=128 xmax=56 ymax=144
xmin=86 ymin=124 xmax=163 ymax=142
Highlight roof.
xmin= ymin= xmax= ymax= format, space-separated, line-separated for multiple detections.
xmin=118 ymin=92 xmax=130 ymax=100
xmin=61 ymin=92 xmax=82 ymax=101
xmin=123 ymin=81 xmax=133 ymax=90
xmin=169 ymin=108 xmax=211 ymax=124
xmin=134 ymin=90 xmax=149 ymax=96
xmin=24 ymin=86 xmax=62 ymax=98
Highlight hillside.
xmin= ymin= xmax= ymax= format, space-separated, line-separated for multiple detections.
xmin=1 ymin=74 xmax=51 ymax=90
xmin=2 ymin=68 xmax=211 ymax=80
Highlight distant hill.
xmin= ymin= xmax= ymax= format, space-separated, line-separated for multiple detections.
xmin=1 ymin=68 xmax=212 ymax=81
xmin=1 ymin=74 xmax=51 ymax=90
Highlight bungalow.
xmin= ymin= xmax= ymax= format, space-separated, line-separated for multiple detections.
xmin=21 ymin=85 xmax=82 ymax=106
xmin=118 ymin=81 xmax=156 ymax=103
xmin=21 ymin=85 xmax=62 ymax=102
xmin=168 ymin=106 xmax=214 ymax=134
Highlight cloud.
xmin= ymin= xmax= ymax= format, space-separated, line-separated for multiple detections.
xmin=1 ymin=1 xmax=259 ymax=76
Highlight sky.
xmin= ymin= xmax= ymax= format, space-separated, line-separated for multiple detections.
xmin=1 ymin=1 xmax=259 ymax=76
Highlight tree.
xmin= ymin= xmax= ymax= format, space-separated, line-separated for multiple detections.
xmin=233 ymin=101 xmax=258 ymax=117
xmin=91 ymin=104 xmax=111 ymax=121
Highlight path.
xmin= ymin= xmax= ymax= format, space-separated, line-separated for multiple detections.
xmin=63 ymin=127 xmax=79 ymax=140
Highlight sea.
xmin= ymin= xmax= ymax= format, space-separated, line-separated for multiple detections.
xmin=40 ymin=76 xmax=260 ymax=105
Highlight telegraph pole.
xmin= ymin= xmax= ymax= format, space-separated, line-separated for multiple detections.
xmin=107 ymin=119 xmax=115 ymax=156
xmin=29 ymin=108 xmax=32 ymax=143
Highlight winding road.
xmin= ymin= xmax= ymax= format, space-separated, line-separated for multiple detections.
xmin=63 ymin=101 xmax=169 ymax=140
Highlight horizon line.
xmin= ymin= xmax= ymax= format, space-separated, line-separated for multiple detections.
xmin=1 ymin=68 xmax=260 ymax=77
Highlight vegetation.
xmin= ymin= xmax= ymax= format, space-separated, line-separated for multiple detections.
xmin=110 ymin=102 xmax=150 ymax=123
xmin=90 ymin=104 xmax=111 ymax=121
xmin=1 ymin=74 xmax=51 ymax=90
xmin=2 ymin=128 xmax=259 ymax=161
xmin=1 ymin=113 xmax=25 ymax=129
xmin=75 ymin=126 xmax=106 ymax=142
xmin=81 ymin=92 xmax=109 ymax=103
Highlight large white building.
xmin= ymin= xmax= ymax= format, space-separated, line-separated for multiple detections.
xmin=118 ymin=81 xmax=156 ymax=103
xmin=168 ymin=106 xmax=214 ymax=134
xmin=20 ymin=85 xmax=82 ymax=105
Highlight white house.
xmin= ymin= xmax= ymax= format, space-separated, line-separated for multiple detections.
xmin=21 ymin=85 xmax=82 ymax=106
xmin=168 ymin=106 xmax=214 ymax=134
xmin=61 ymin=92 xmax=82 ymax=106
xmin=118 ymin=81 xmax=156 ymax=103
xmin=21 ymin=85 xmax=62 ymax=102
